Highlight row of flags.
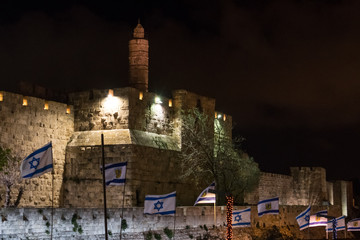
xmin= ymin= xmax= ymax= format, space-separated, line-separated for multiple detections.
xmin=19 ymin=143 xmax=360 ymax=232
xmin=296 ymin=206 xmax=360 ymax=232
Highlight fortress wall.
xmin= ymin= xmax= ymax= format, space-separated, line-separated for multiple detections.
xmin=245 ymin=168 xmax=332 ymax=206
xmin=290 ymin=167 xmax=328 ymax=205
xmin=0 ymin=91 xmax=74 ymax=207
xmin=128 ymin=88 xmax=175 ymax=135
xmin=68 ymin=88 xmax=130 ymax=131
xmin=0 ymin=205 xmax=342 ymax=239
xmin=244 ymin=172 xmax=293 ymax=205
xmin=62 ymin=144 xmax=197 ymax=208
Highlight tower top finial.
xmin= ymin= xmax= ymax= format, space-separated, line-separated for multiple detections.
xmin=133 ymin=21 xmax=144 ymax=39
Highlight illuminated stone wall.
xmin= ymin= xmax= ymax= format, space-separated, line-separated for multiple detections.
xmin=0 ymin=91 xmax=74 ymax=207
xmin=244 ymin=167 xmax=353 ymax=215
xmin=0 ymin=205 xmax=344 ymax=239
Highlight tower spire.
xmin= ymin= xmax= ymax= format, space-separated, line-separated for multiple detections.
xmin=128 ymin=22 xmax=149 ymax=91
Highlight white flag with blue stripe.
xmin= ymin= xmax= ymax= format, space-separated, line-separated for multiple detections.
xmin=104 ymin=162 xmax=127 ymax=186
xmin=194 ymin=182 xmax=215 ymax=205
xmin=335 ymin=216 xmax=346 ymax=231
xmin=347 ymin=218 xmax=360 ymax=231
xmin=309 ymin=210 xmax=328 ymax=227
xmin=257 ymin=197 xmax=279 ymax=217
xmin=296 ymin=205 xmax=311 ymax=230
xmin=20 ymin=142 xmax=53 ymax=179
xmin=232 ymin=207 xmax=251 ymax=227
xmin=326 ymin=216 xmax=346 ymax=232
xmin=144 ymin=191 xmax=176 ymax=216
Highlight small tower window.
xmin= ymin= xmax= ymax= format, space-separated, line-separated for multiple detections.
xmin=44 ymin=101 xmax=49 ymax=110
xmin=22 ymin=97 xmax=28 ymax=106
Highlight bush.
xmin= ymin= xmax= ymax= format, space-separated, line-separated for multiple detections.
xmin=163 ymin=227 xmax=173 ymax=239
xmin=154 ymin=232 xmax=162 ymax=240
xmin=121 ymin=219 xmax=128 ymax=231
xmin=145 ymin=231 xmax=153 ymax=240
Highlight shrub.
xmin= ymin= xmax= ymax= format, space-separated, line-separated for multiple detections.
xmin=163 ymin=227 xmax=173 ymax=239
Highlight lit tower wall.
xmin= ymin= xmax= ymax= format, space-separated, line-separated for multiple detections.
xmin=129 ymin=23 xmax=149 ymax=92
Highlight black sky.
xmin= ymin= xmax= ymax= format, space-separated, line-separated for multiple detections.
xmin=1 ymin=0 xmax=360 ymax=181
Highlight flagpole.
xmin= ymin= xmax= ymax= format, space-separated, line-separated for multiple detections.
xmin=51 ymin=141 xmax=54 ymax=240
xmin=173 ymin=196 xmax=177 ymax=240
xmin=101 ymin=134 xmax=109 ymax=240
xmin=214 ymin=201 xmax=216 ymax=226
xmin=119 ymin=164 xmax=128 ymax=240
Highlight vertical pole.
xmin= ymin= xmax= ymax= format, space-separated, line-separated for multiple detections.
xmin=119 ymin=165 xmax=128 ymax=240
xmin=101 ymin=134 xmax=109 ymax=240
xmin=173 ymin=195 xmax=177 ymax=240
xmin=214 ymin=202 xmax=216 ymax=227
xmin=51 ymin=171 xmax=54 ymax=240
xmin=50 ymin=142 xmax=54 ymax=240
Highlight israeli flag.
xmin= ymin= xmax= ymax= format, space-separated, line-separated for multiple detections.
xmin=326 ymin=219 xmax=335 ymax=233
xmin=257 ymin=197 xmax=279 ymax=217
xmin=144 ymin=191 xmax=176 ymax=216
xmin=232 ymin=207 xmax=251 ymax=227
xmin=347 ymin=218 xmax=360 ymax=231
xmin=335 ymin=216 xmax=346 ymax=231
xmin=326 ymin=216 xmax=346 ymax=232
xmin=296 ymin=205 xmax=311 ymax=230
xmin=194 ymin=182 xmax=215 ymax=205
xmin=309 ymin=210 xmax=328 ymax=227
xmin=20 ymin=142 xmax=53 ymax=179
xmin=104 ymin=162 xmax=127 ymax=186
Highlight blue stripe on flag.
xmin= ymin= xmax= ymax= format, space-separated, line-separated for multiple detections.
xmin=258 ymin=210 xmax=279 ymax=217
xmin=106 ymin=179 xmax=126 ymax=185
xmin=233 ymin=222 xmax=251 ymax=226
xmin=234 ymin=208 xmax=251 ymax=214
xmin=104 ymin=162 xmax=127 ymax=170
xmin=24 ymin=142 xmax=52 ymax=160
xmin=197 ymin=197 xmax=215 ymax=201
xmin=22 ymin=164 xmax=53 ymax=178
xmin=300 ymin=223 xmax=309 ymax=230
xmin=258 ymin=197 xmax=279 ymax=205
xmin=145 ymin=210 xmax=176 ymax=215
xmin=348 ymin=227 xmax=360 ymax=230
xmin=296 ymin=207 xmax=310 ymax=220
xmin=145 ymin=193 xmax=176 ymax=201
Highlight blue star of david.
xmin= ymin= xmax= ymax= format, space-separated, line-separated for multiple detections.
xmin=235 ymin=215 xmax=242 ymax=222
xmin=154 ymin=201 xmax=164 ymax=212
xmin=305 ymin=215 xmax=310 ymax=222
xmin=29 ymin=157 xmax=40 ymax=169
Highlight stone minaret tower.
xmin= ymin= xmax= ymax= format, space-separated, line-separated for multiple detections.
xmin=129 ymin=22 xmax=149 ymax=92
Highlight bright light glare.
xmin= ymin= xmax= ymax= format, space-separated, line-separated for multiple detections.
xmin=103 ymin=95 xmax=121 ymax=112
xmin=217 ymin=114 xmax=222 ymax=119
xmin=155 ymin=96 xmax=162 ymax=104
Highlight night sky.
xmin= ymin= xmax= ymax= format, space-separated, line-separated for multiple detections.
xmin=1 ymin=0 xmax=360 ymax=181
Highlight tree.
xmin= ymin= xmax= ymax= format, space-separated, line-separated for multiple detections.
xmin=0 ymin=146 xmax=24 ymax=208
xmin=178 ymin=109 xmax=260 ymax=240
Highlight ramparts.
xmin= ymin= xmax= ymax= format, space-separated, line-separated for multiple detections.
xmin=0 ymin=205 xmax=344 ymax=239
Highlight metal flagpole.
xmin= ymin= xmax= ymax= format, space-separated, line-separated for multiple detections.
xmin=101 ymin=134 xmax=109 ymax=240
xmin=173 ymin=195 xmax=177 ymax=240
xmin=119 ymin=164 xmax=128 ymax=240
xmin=50 ymin=141 xmax=54 ymax=240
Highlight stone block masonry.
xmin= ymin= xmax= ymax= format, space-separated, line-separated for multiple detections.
xmin=0 ymin=205 xmax=342 ymax=239
xmin=0 ymin=91 xmax=74 ymax=207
